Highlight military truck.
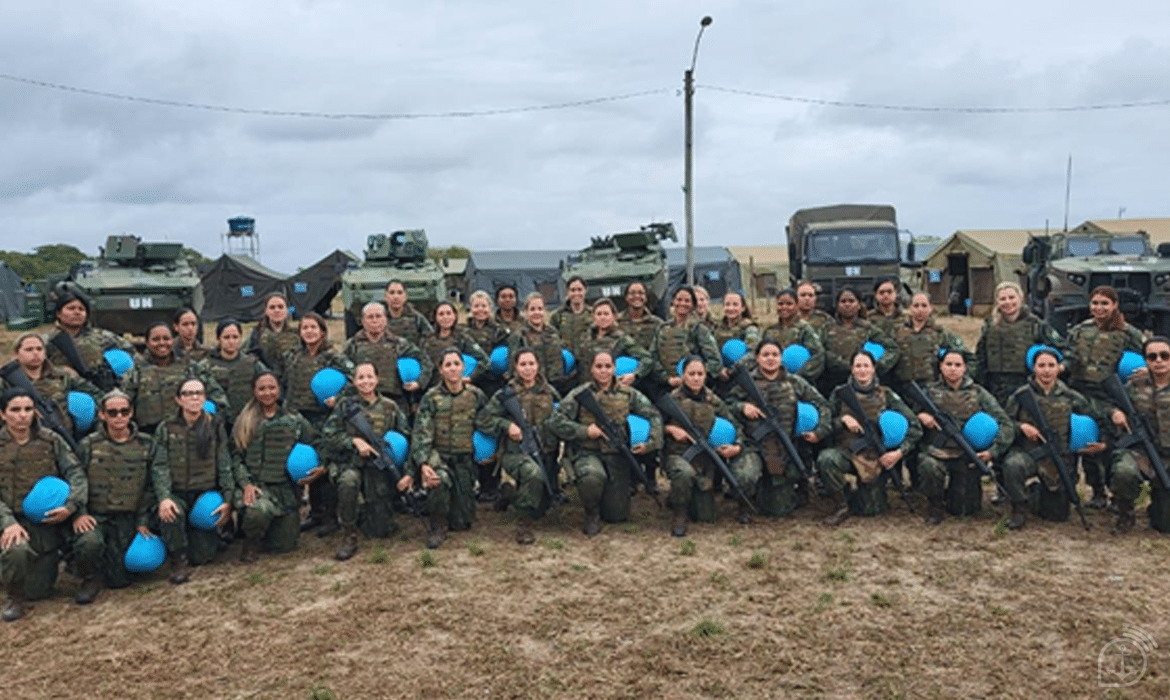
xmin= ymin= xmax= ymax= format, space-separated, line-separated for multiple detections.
xmin=559 ymin=222 xmax=676 ymax=312
xmin=1022 ymin=228 xmax=1170 ymax=335
xmin=64 ymin=235 xmax=204 ymax=335
xmin=340 ymin=229 xmax=446 ymax=337
xmin=786 ymin=204 xmax=906 ymax=310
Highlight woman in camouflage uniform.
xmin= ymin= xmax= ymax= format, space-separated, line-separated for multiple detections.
xmin=122 ymin=322 xmax=225 ymax=434
xmin=464 ymin=290 xmax=512 ymax=397
xmin=382 ymin=280 xmax=434 ymax=346
xmin=2 ymin=332 xmax=103 ymax=440
xmin=796 ymin=281 xmax=834 ymax=338
xmin=693 ymin=286 xmax=716 ymax=330
xmin=646 ymin=286 xmax=721 ymax=400
xmin=760 ymin=288 xmax=825 ymax=384
xmin=910 ymin=349 xmax=1013 ymax=525
xmin=1064 ymin=285 xmax=1145 ymax=508
xmin=511 ymin=293 xmax=574 ymax=395
xmin=726 ymin=340 xmax=832 ymax=518
xmin=550 ymin=350 xmax=662 ymax=536
xmin=45 ymin=290 xmax=135 ymax=389
xmin=551 ymin=276 xmax=593 ymax=352
xmin=494 ymin=285 xmax=524 ymax=334
xmin=401 ymin=350 xmax=489 ymax=549
xmin=419 ymin=301 xmax=490 ymax=390
xmin=616 ymin=281 xmax=664 ymax=351
xmin=151 ymin=378 xmax=235 ymax=584
xmin=343 ymin=301 xmax=430 ymax=414
xmin=1110 ymin=336 xmax=1170 ymax=534
xmin=573 ymin=299 xmax=654 ymax=389
xmin=72 ymin=389 xmax=154 ymax=605
xmin=247 ymin=292 xmax=300 ymax=376
xmin=206 ymin=319 xmax=267 ymax=428
xmin=661 ymin=357 xmax=747 ymax=536
xmin=890 ymin=292 xmax=966 ymax=394
xmin=868 ymin=277 xmax=906 ymax=340
xmin=817 ymin=350 xmax=922 ymax=526
xmin=820 ymin=287 xmax=899 ymax=396
xmin=172 ymin=307 xmax=209 ymax=362
xmin=322 ymin=363 xmax=410 ymax=560
xmin=0 ymin=388 xmax=85 ymax=622
xmin=974 ymin=281 xmax=1064 ymax=407
xmin=233 ymin=370 xmax=321 ymax=562
xmin=476 ymin=348 xmax=562 ymax=544
xmin=711 ymin=291 xmax=760 ymax=395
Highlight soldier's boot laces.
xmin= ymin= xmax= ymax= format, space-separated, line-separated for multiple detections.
xmin=169 ymin=554 xmax=191 ymax=585
xmin=582 ymin=506 xmax=601 ymax=537
xmin=239 ymin=539 xmax=261 ymax=564
xmin=75 ymin=575 xmax=102 ymax=605
xmin=1087 ymin=485 xmax=1109 ymax=510
xmin=425 ymin=515 xmax=447 ymax=550
xmin=925 ymin=497 xmax=945 ymax=526
xmin=670 ymin=505 xmax=688 ymax=538
xmin=1112 ymin=499 xmax=1136 ymax=535
xmin=822 ymin=494 xmax=851 ymax=527
xmin=1008 ymin=501 xmax=1029 ymax=531
xmin=515 ymin=515 xmax=535 ymax=545
xmin=2 ymin=595 xmax=26 ymax=623
xmin=335 ymin=526 xmax=360 ymax=561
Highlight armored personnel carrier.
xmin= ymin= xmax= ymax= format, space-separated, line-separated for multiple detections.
xmin=340 ymin=229 xmax=446 ymax=337
xmin=1023 ymin=227 xmax=1170 ymax=334
xmin=560 ymin=222 xmax=676 ymax=311
xmin=65 ymin=235 xmax=203 ymax=335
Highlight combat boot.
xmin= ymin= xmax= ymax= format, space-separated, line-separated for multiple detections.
xmin=515 ymin=515 xmax=535 ymax=545
xmin=239 ymin=539 xmax=261 ymax=564
xmin=75 ymin=576 xmax=102 ymax=605
xmin=299 ymin=512 xmax=322 ymax=532
xmin=335 ymin=526 xmax=360 ymax=561
xmin=1087 ymin=485 xmax=1109 ymax=510
xmin=925 ymin=496 xmax=945 ymax=526
xmin=582 ymin=506 xmax=601 ymax=537
xmin=425 ymin=514 xmax=448 ymax=549
xmin=2 ymin=595 xmax=26 ymax=622
xmin=735 ymin=500 xmax=753 ymax=525
xmin=169 ymin=553 xmax=191 ymax=585
xmin=822 ymin=493 xmax=850 ymax=527
xmin=670 ymin=504 xmax=688 ymax=538
xmin=1112 ymin=499 xmax=1136 ymax=535
xmin=494 ymin=483 xmax=515 ymax=513
xmin=1008 ymin=501 xmax=1028 ymax=531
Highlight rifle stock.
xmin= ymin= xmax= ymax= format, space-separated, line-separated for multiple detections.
xmin=49 ymin=333 xmax=117 ymax=392
xmin=576 ymin=388 xmax=660 ymax=503
xmin=1103 ymin=374 xmax=1170 ymax=491
xmin=499 ymin=385 xmax=562 ymax=504
xmin=654 ymin=393 xmax=756 ymax=513
xmin=1015 ymin=388 xmax=1090 ymax=530
xmin=0 ymin=360 xmax=80 ymax=453
xmin=731 ymin=364 xmax=809 ymax=480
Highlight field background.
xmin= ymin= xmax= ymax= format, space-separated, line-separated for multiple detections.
xmin=4 ymin=313 xmax=1170 ymax=700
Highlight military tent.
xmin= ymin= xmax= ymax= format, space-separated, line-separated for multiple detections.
xmin=200 ymin=254 xmax=288 ymax=323
xmin=463 ymin=250 xmax=569 ymax=307
xmin=920 ymin=229 xmax=1032 ymax=317
xmin=287 ymin=249 xmax=359 ymax=318
xmin=0 ymin=261 xmax=24 ymax=323
xmin=664 ymin=247 xmax=743 ymax=301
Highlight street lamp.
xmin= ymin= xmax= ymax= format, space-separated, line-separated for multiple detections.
xmin=684 ymin=15 xmax=713 ymax=287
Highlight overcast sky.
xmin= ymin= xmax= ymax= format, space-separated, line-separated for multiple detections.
xmin=2 ymin=1 xmax=1168 ymax=272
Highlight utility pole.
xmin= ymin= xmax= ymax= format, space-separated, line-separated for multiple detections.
xmin=684 ymin=16 xmax=712 ymax=286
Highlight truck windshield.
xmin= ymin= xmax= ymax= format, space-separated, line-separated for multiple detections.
xmin=1110 ymin=236 xmax=1149 ymax=255
xmin=806 ymin=229 xmax=899 ymax=264
xmin=1065 ymin=237 xmax=1101 ymax=256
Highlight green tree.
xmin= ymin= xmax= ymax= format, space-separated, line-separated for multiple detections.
xmin=428 ymin=245 xmax=471 ymax=263
xmin=0 ymin=244 xmax=87 ymax=282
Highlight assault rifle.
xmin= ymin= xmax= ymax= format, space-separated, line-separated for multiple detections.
xmin=341 ymin=398 xmax=424 ymax=516
xmin=576 ymin=388 xmax=660 ymax=504
xmin=1103 ymin=374 xmax=1170 ymax=491
xmin=903 ymin=381 xmax=1010 ymax=503
xmin=837 ymin=384 xmax=916 ymax=513
xmin=49 ymin=332 xmax=118 ymax=392
xmin=730 ymin=364 xmax=809 ymax=480
xmin=1015 ymin=388 xmax=1090 ymax=530
xmin=0 ymin=360 xmax=80 ymax=454
xmin=654 ymin=393 xmax=756 ymax=514
xmin=498 ymin=385 xmax=563 ymax=505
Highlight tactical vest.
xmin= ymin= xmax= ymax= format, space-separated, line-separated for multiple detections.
xmin=1015 ymin=387 xmax=1074 ymax=457
xmin=924 ymin=383 xmax=981 ymax=459
xmin=420 ymin=333 xmax=462 ymax=378
xmin=515 ymin=382 xmax=556 ymax=447
xmin=86 ymin=433 xmax=151 ymax=513
xmin=162 ymin=419 xmax=219 ymax=492
xmin=749 ymin=373 xmax=798 ymax=433
xmin=49 ymin=328 xmax=111 ymax=371
xmin=666 ymin=389 xmax=719 ymax=457
xmin=762 ymin=322 xmax=800 ymax=348
xmin=135 ymin=362 xmax=190 ymax=428
xmin=520 ymin=326 xmax=565 ymax=381
xmin=1071 ymin=324 xmax=1126 ymax=385
xmin=431 ymin=388 xmax=479 ymax=455
xmin=578 ymin=386 xmax=631 ymax=454
xmin=464 ymin=320 xmax=503 ymax=354
xmin=618 ymin=312 xmax=661 ymax=351
xmin=243 ymin=414 xmax=302 ymax=484
xmin=833 ymin=386 xmax=888 ymax=449
xmin=0 ymin=429 xmax=58 ymax=515
xmin=824 ymin=321 xmax=871 ymax=365
xmin=981 ymin=316 xmax=1036 ymax=374
xmin=285 ymin=349 xmax=334 ymax=416
xmin=656 ymin=322 xmax=691 ymax=376
xmin=30 ymin=371 xmax=72 ymax=430
xmin=348 ymin=335 xmax=405 ymax=395
xmin=258 ymin=326 xmax=300 ymax=369
xmin=714 ymin=318 xmax=754 ymax=348
xmin=386 ymin=308 xmax=425 ymax=345
xmin=208 ymin=354 xmax=259 ymax=421
xmin=895 ymin=323 xmax=943 ymax=383
xmin=1128 ymin=377 xmax=1170 ymax=453
xmin=575 ymin=328 xmax=622 ymax=377
xmin=555 ymin=308 xmax=593 ymax=350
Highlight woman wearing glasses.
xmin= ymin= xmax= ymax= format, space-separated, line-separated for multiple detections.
xmin=1109 ymin=336 xmax=1170 ymax=534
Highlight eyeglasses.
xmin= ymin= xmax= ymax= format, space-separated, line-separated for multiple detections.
xmin=1147 ymin=351 xmax=1170 ymax=362
xmin=179 ymin=389 xmax=205 ymax=397
xmin=104 ymin=408 xmax=132 ymax=417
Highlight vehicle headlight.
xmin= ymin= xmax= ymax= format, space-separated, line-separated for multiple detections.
xmin=1067 ymin=273 xmax=1087 ymax=286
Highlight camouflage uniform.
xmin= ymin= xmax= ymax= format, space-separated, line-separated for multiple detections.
xmin=233 ymin=408 xmax=316 ymax=553
xmin=912 ymin=376 xmax=1013 ymax=513
xmin=647 ymin=318 xmax=721 ymax=398
xmin=550 ymin=305 xmax=593 ymax=355
xmin=616 ymin=309 xmax=665 ymax=353
xmin=206 ymin=350 xmax=268 ymax=426
xmin=974 ymin=309 xmax=1064 ymax=407
xmin=661 ymin=386 xmax=750 ymax=523
xmin=418 ymin=328 xmax=491 ymax=388
xmin=725 ymin=367 xmax=832 ymax=516
xmin=891 ymin=318 xmax=966 ymax=392
xmin=820 ymin=318 xmax=899 ymax=396
xmin=73 ymin=424 xmax=153 ymax=589
xmin=247 ymin=322 xmax=300 ymax=378
xmin=549 ymin=381 xmax=663 ymax=525
xmin=511 ymin=323 xmax=573 ymax=392
xmin=321 ymin=395 xmax=410 ymax=537
xmin=343 ymin=330 xmax=432 ymax=409
xmin=476 ymin=378 xmax=563 ymax=521
xmin=1001 ymin=379 xmax=1106 ymax=520
xmin=712 ymin=317 xmax=762 ymax=354
xmin=572 ymin=326 xmax=655 ymax=385
xmin=0 ymin=364 xmax=103 ymax=438
xmin=464 ymin=317 xmax=511 ymax=396
xmin=150 ymin=413 xmax=235 ymax=566
xmin=0 ymin=426 xmax=85 ymax=601
xmin=410 ymin=382 xmax=490 ymax=534
xmin=1064 ymin=320 xmax=1144 ymax=498
xmin=45 ymin=324 xmax=136 ymax=386
xmin=1110 ymin=373 xmax=1170 ymax=531
xmin=281 ymin=342 xmax=355 ymax=424
xmin=800 ymin=309 xmax=834 ymax=339
xmin=384 ymin=303 xmax=433 ymax=346
xmin=494 ymin=308 xmax=525 ymax=335
xmin=816 ymin=380 xmax=922 ymax=513
xmin=175 ymin=340 xmax=211 ymax=363
xmin=868 ymin=306 xmax=906 ymax=341
xmin=121 ymin=357 xmax=226 ymax=433
xmin=760 ymin=319 xmax=826 ymax=384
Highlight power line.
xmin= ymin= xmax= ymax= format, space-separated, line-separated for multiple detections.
xmin=0 ymin=73 xmax=671 ymax=119
xmin=700 ymin=84 xmax=1170 ymax=113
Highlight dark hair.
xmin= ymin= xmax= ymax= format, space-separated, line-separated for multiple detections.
xmin=755 ymin=339 xmax=783 ymax=356
xmin=431 ymin=301 xmax=459 ymax=328
xmin=723 ymin=291 xmax=752 ymax=320
xmin=680 ymin=354 xmax=706 ymax=375
xmin=54 ymin=290 xmax=92 ymax=318
xmin=1144 ymin=336 xmax=1170 ymax=354
xmin=672 ymin=285 xmax=697 ymax=307
xmin=836 ymin=287 xmax=867 ymax=319
xmin=591 ymin=298 xmax=617 ymax=316
xmin=495 ymin=284 xmax=518 ymax=299
xmin=851 ymin=349 xmax=877 ymax=367
xmin=216 ymin=318 xmax=243 ymax=338
xmin=298 ymin=312 xmax=328 ymax=341
xmin=1 ymin=387 xmax=35 ymax=412
xmin=511 ymin=346 xmax=539 ymax=372
xmin=173 ymin=307 xmax=199 ymax=325
xmin=937 ymin=347 xmax=968 ymax=370
xmin=175 ymin=378 xmax=213 ymax=459
xmin=873 ymin=277 xmax=899 ymax=294
xmin=566 ymin=276 xmax=587 ymax=290
xmin=776 ymin=288 xmax=797 ymax=303
xmin=1089 ymin=285 xmax=1126 ymax=332
xmin=354 ymin=361 xmax=379 ymax=378
xmin=623 ymin=281 xmax=647 ymax=296
xmin=145 ymin=321 xmax=175 ymax=362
